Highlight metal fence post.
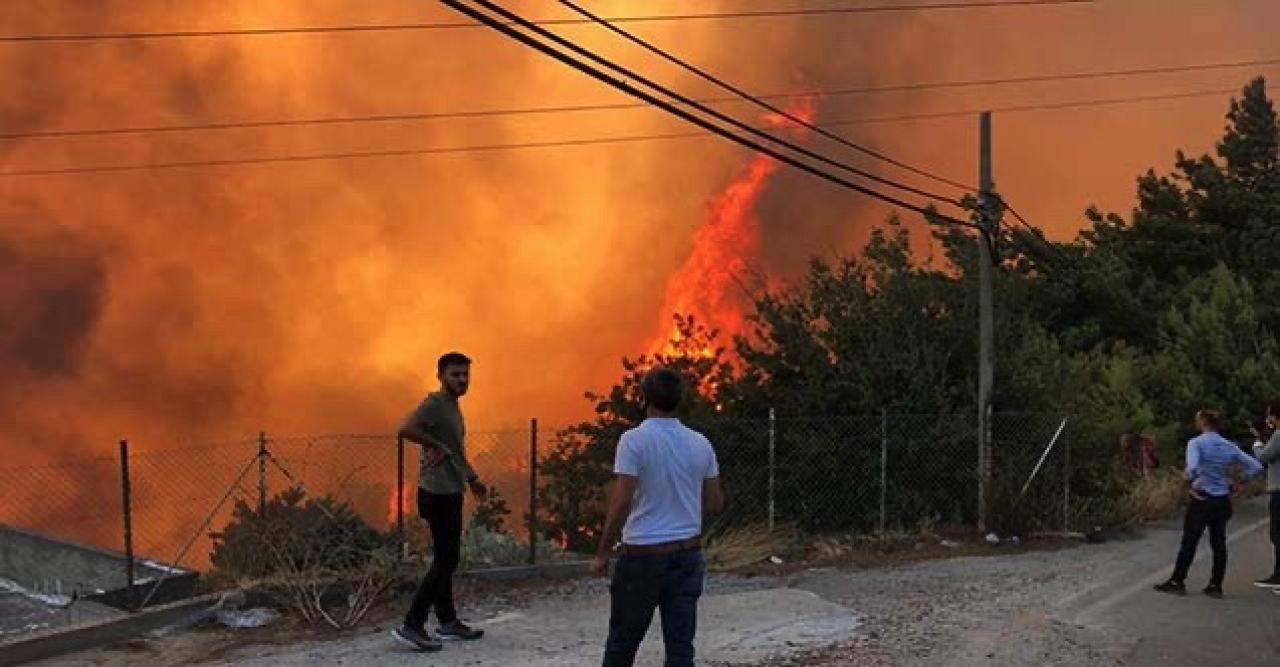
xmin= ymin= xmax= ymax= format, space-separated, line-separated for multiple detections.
xmin=396 ymin=435 xmax=406 ymax=547
xmin=529 ymin=418 xmax=539 ymax=565
xmin=257 ymin=431 xmax=268 ymax=514
xmin=118 ymin=439 xmax=135 ymax=611
xmin=1063 ymin=421 xmax=1072 ymax=533
xmin=879 ymin=410 xmax=888 ymax=535
xmin=768 ymin=408 xmax=776 ymax=531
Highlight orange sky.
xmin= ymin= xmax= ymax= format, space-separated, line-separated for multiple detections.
xmin=2 ymin=0 xmax=1279 ymax=461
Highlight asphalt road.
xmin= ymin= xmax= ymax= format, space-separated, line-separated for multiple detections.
xmin=1071 ymin=495 xmax=1280 ymax=665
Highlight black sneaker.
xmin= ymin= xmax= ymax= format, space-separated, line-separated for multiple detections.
xmin=1154 ymin=580 xmax=1186 ymax=595
xmin=1203 ymin=585 xmax=1224 ymax=599
xmin=391 ymin=625 xmax=443 ymax=652
xmin=438 ymin=619 xmax=484 ymax=641
xmin=1253 ymin=575 xmax=1280 ymax=589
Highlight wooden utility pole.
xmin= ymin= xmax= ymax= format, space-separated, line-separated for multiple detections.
xmin=976 ymin=111 xmax=998 ymax=533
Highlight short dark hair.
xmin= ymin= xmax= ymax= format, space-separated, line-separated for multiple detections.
xmin=1251 ymin=416 xmax=1270 ymax=434
xmin=437 ymin=352 xmax=472 ymax=374
xmin=1268 ymin=402 xmax=1280 ymax=419
xmin=641 ymin=367 xmax=684 ymax=412
xmin=1197 ymin=409 xmax=1220 ymax=430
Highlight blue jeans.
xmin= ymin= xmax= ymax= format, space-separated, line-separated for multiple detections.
xmin=603 ymin=549 xmax=705 ymax=667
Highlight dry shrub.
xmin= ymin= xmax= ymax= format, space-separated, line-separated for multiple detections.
xmin=1116 ymin=468 xmax=1188 ymax=523
xmin=210 ymin=486 xmax=400 ymax=629
xmin=705 ymin=524 xmax=798 ymax=571
xmin=264 ymin=540 xmax=400 ymax=630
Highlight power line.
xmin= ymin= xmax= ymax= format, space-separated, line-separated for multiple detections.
xmin=6 ymin=56 xmax=1277 ymax=143
xmin=557 ymin=0 xmax=973 ymax=194
xmin=0 ymin=86 xmax=1260 ymax=179
xmin=1002 ymin=202 xmax=1071 ymax=267
xmin=0 ymin=1 xmax=1094 ymax=43
xmin=458 ymin=0 xmax=966 ymax=208
xmin=421 ymin=0 xmax=967 ymax=226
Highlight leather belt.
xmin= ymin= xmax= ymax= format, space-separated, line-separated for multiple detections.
xmin=617 ymin=536 xmax=702 ymax=557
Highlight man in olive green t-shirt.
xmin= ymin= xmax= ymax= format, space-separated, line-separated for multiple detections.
xmin=392 ymin=352 xmax=489 ymax=652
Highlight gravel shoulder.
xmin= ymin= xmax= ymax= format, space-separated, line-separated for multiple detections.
xmin=35 ymin=499 xmax=1278 ymax=667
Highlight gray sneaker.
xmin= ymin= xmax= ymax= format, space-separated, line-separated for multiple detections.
xmin=392 ymin=625 xmax=443 ymax=652
xmin=438 ymin=619 xmax=484 ymax=641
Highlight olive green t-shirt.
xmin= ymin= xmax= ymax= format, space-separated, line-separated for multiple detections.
xmin=401 ymin=391 xmax=467 ymax=494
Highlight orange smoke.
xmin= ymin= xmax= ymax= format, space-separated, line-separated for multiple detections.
xmin=649 ymin=97 xmax=818 ymax=354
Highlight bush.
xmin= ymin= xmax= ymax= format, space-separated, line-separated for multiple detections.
xmin=470 ymin=488 xmax=512 ymax=534
xmin=460 ymin=526 xmax=562 ymax=569
xmin=209 ymin=486 xmax=399 ymax=629
xmin=210 ymin=486 xmax=388 ymax=579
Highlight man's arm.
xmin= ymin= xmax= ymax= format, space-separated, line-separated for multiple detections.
xmin=702 ymin=441 xmax=723 ymax=515
xmin=457 ymin=447 xmax=488 ymax=499
xmin=1234 ymin=444 xmax=1265 ymax=479
xmin=396 ymin=402 xmax=447 ymax=464
xmin=591 ymin=474 xmax=636 ymax=575
xmin=1184 ymin=439 xmax=1203 ymax=498
xmin=1184 ymin=439 xmax=1200 ymax=481
xmin=702 ymin=477 xmax=724 ymax=515
xmin=1258 ymin=430 xmax=1280 ymax=465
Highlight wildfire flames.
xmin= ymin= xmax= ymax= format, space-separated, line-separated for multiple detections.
xmin=388 ymin=483 xmax=413 ymax=527
xmin=3 ymin=0 xmax=1273 ymax=570
xmin=649 ymin=97 xmax=818 ymax=356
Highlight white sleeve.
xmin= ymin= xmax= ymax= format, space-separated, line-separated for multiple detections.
xmin=705 ymin=440 xmax=720 ymax=480
xmin=614 ymin=432 xmax=640 ymax=477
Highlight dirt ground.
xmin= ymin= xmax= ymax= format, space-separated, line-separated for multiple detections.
xmin=32 ymin=502 xmax=1280 ymax=666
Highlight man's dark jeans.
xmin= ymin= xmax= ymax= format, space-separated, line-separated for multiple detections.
xmin=1172 ymin=494 xmax=1233 ymax=587
xmin=405 ymin=490 xmax=462 ymax=629
xmin=1269 ymin=491 xmax=1280 ymax=577
xmin=603 ymin=548 xmax=705 ymax=667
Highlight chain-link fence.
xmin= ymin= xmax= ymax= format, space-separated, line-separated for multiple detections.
xmin=0 ymin=412 xmax=1072 ymax=605
xmin=678 ymin=413 xmax=1066 ymax=539
xmin=991 ymin=413 xmax=1072 ymax=534
xmin=0 ymin=454 xmax=124 ymax=556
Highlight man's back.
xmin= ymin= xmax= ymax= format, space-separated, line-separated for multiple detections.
xmin=614 ymin=418 xmax=718 ymax=546
xmin=1187 ymin=432 xmax=1262 ymax=496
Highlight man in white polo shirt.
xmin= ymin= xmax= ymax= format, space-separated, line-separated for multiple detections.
xmin=590 ymin=367 xmax=724 ymax=667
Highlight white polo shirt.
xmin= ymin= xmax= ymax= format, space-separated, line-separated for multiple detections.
xmin=613 ymin=418 xmax=719 ymax=546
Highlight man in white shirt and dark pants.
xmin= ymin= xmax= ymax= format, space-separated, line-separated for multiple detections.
xmin=590 ymin=367 xmax=724 ymax=667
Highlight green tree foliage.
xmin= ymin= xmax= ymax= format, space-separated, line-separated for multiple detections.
xmin=538 ymin=78 xmax=1280 ymax=541
xmin=734 ymin=219 xmax=975 ymax=416
xmin=469 ymin=487 xmax=512 ymax=534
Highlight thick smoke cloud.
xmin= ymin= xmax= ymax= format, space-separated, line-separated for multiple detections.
xmin=1 ymin=0 xmax=1277 ymax=461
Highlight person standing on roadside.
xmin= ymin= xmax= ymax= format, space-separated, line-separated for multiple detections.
xmin=591 ymin=367 xmax=724 ymax=667
xmin=1155 ymin=409 xmax=1262 ymax=599
xmin=392 ymin=352 xmax=489 ymax=652
xmin=1252 ymin=405 xmax=1280 ymax=590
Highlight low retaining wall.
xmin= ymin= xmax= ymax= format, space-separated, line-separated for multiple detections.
xmin=0 ymin=524 xmax=198 ymax=611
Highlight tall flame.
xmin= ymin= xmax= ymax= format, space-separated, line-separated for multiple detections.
xmin=649 ymin=97 xmax=818 ymax=355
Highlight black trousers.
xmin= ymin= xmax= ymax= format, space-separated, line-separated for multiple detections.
xmin=1171 ymin=495 xmax=1233 ymax=587
xmin=1269 ymin=491 xmax=1280 ymax=578
xmin=405 ymin=490 xmax=463 ymax=629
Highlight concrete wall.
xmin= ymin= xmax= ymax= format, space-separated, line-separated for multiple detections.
xmin=0 ymin=524 xmax=197 ymax=609
xmin=0 ymin=591 xmax=121 ymax=640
